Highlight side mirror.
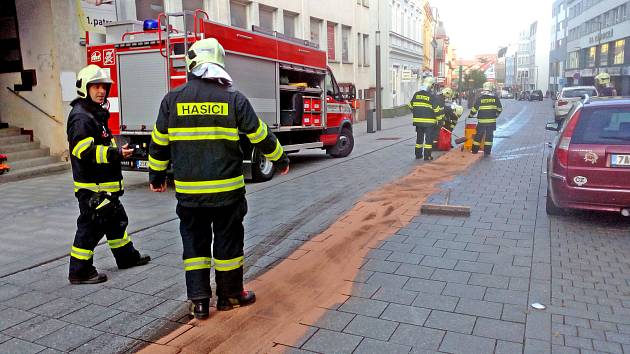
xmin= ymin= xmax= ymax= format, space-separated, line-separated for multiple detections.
xmin=545 ymin=122 xmax=559 ymax=131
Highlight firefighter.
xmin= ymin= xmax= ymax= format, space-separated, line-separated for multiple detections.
xmin=432 ymin=86 xmax=447 ymax=147
xmin=67 ymin=65 xmax=150 ymax=285
xmin=148 ymin=38 xmax=290 ymax=319
xmin=440 ymin=88 xmax=459 ymax=131
xmin=409 ymin=76 xmax=440 ymax=160
xmin=469 ymin=81 xmax=502 ymax=156
xmin=595 ymin=72 xmax=617 ymax=96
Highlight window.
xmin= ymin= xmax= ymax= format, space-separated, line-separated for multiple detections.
xmin=283 ymin=11 xmax=297 ymax=37
xmin=230 ymin=1 xmax=248 ymax=29
xmin=342 ymin=26 xmax=351 ymax=63
xmin=587 ymin=46 xmax=596 ymax=67
xmin=310 ymin=17 xmax=322 ymax=46
xmin=363 ymin=34 xmax=370 ymax=66
xmin=327 ymin=22 xmax=336 ymax=61
xmin=259 ymin=6 xmax=275 ymax=31
xmin=614 ymin=39 xmax=625 ymax=65
xmin=136 ymin=0 xmax=163 ymax=21
xmin=0 ymin=0 xmax=22 ymax=73
xmin=568 ymin=51 xmax=580 ymax=69
xmin=363 ymin=0 xmax=369 ymax=7
xmin=357 ymin=33 xmax=362 ymax=66
xmin=600 ymin=43 xmax=609 ymax=66
xmin=572 ymin=108 xmax=630 ymax=145
xmin=183 ymin=0 xmax=203 ymax=30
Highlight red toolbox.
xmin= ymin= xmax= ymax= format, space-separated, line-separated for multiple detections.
xmin=436 ymin=127 xmax=452 ymax=151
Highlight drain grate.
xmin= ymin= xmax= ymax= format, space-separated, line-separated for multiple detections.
xmin=376 ymin=137 xmax=401 ymax=140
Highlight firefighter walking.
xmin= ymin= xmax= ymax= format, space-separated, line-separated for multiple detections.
xmin=67 ymin=65 xmax=150 ymax=285
xmin=469 ymin=82 xmax=502 ymax=156
xmin=409 ymin=76 xmax=440 ymax=160
xmin=149 ymin=38 xmax=290 ymax=319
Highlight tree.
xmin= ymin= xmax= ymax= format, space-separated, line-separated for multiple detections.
xmin=464 ymin=69 xmax=487 ymax=89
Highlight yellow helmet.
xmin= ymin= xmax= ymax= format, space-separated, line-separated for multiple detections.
xmin=441 ymin=87 xmax=454 ymax=99
xmin=595 ymin=72 xmax=610 ymax=85
xmin=422 ymin=76 xmax=436 ymax=88
xmin=76 ymin=64 xmax=113 ymax=99
xmin=482 ymin=81 xmax=495 ymax=92
xmin=186 ymin=38 xmax=226 ymax=72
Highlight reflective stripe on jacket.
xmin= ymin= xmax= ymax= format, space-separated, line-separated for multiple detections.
xmin=409 ymin=90 xmax=438 ymax=127
xmin=149 ymin=77 xmax=286 ymax=207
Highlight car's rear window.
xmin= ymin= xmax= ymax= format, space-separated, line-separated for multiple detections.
xmin=572 ymin=107 xmax=630 ymax=145
xmin=563 ymin=89 xmax=597 ymax=98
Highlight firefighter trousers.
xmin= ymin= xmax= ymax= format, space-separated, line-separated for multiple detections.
xmin=176 ymin=197 xmax=248 ymax=300
xmin=69 ymin=191 xmax=141 ymax=278
xmin=415 ymin=125 xmax=436 ymax=159
xmin=472 ymin=124 xmax=495 ymax=154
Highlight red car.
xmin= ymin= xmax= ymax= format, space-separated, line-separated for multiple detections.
xmin=546 ymin=96 xmax=630 ymax=216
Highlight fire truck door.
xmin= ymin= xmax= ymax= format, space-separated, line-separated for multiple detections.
xmin=118 ymin=51 xmax=169 ymax=130
xmin=224 ymin=54 xmax=277 ymax=127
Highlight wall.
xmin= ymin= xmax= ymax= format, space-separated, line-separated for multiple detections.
xmin=0 ymin=0 xmax=80 ymax=156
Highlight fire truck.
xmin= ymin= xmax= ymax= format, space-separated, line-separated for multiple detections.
xmin=85 ymin=10 xmax=354 ymax=182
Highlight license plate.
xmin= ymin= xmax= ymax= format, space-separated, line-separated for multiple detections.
xmin=611 ymin=154 xmax=630 ymax=167
xmin=136 ymin=160 xmax=148 ymax=169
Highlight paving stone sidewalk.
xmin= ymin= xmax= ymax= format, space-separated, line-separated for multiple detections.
xmin=272 ymin=100 xmax=630 ymax=354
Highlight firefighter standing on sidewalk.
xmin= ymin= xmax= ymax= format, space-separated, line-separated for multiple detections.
xmin=67 ymin=65 xmax=150 ymax=285
xmin=595 ymin=72 xmax=617 ymax=97
xmin=469 ymin=81 xmax=502 ymax=156
xmin=409 ymin=76 xmax=440 ymax=160
xmin=148 ymin=38 xmax=290 ymax=319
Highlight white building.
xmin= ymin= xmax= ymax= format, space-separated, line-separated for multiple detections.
xmin=385 ymin=0 xmax=424 ymax=108
xmin=516 ymin=18 xmax=551 ymax=92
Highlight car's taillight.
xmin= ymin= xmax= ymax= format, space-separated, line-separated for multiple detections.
xmin=558 ymin=100 xmax=568 ymax=106
xmin=556 ymin=109 xmax=581 ymax=167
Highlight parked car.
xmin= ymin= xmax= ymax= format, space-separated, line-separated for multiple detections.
xmin=553 ymin=86 xmax=599 ymax=123
xmin=529 ymin=90 xmax=543 ymax=101
xmin=546 ymin=96 xmax=630 ymax=216
xmin=518 ymin=91 xmax=530 ymax=101
xmin=501 ymin=90 xmax=514 ymax=99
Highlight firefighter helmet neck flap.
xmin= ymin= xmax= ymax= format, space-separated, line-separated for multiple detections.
xmin=186 ymin=38 xmax=226 ymax=72
xmin=76 ymin=64 xmax=113 ymax=101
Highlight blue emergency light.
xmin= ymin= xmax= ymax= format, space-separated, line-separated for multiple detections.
xmin=143 ymin=19 xmax=159 ymax=31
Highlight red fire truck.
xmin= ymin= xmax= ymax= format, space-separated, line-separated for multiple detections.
xmin=86 ymin=10 xmax=354 ymax=182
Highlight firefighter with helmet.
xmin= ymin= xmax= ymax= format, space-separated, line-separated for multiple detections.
xmin=469 ymin=81 xmax=502 ymax=156
xmin=149 ymin=38 xmax=290 ymax=319
xmin=595 ymin=72 xmax=617 ymax=96
xmin=67 ymin=64 xmax=150 ymax=284
xmin=409 ymin=76 xmax=440 ymax=160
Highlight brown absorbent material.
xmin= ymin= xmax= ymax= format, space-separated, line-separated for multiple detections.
xmin=140 ymin=149 xmax=481 ymax=354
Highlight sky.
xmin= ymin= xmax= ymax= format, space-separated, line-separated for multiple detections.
xmin=435 ymin=0 xmax=554 ymax=59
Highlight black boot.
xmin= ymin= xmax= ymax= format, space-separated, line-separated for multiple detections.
xmin=190 ymin=298 xmax=210 ymax=319
xmin=69 ymin=271 xmax=107 ymax=285
xmin=424 ymin=154 xmax=433 ymax=161
xmin=217 ymin=290 xmax=256 ymax=311
xmin=118 ymin=254 xmax=151 ymax=270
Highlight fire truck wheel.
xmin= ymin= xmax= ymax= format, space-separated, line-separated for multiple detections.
xmin=328 ymin=127 xmax=354 ymax=158
xmin=251 ymin=147 xmax=275 ymax=182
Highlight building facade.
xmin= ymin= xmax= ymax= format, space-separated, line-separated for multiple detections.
xmin=516 ymin=19 xmax=551 ymax=92
xmin=564 ymin=0 xmax=630 ymax=95
xmin=549 ymin=0 xmax=569 ymax=93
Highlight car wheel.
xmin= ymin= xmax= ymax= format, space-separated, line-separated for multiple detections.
xmin=251 ymin=146 xmax=275 ymax=182
xmin=327 ymin=127 xmax=354 ymax=158
xmin=545 ymin=189 xmax=565 ymax=216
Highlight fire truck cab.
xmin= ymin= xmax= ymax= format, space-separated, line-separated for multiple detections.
xmin=86 ymin=11 xmax=354 ymax=182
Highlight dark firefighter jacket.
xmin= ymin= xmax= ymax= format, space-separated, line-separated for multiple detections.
xmin=444 ymin=105 xmax=458 ymax=131
xmin=408 ymin=90 xmax=440 ymax=127
xmin=434 ymin=94 xmax=447 ymax=127
xmin=469 ymin=93 xmax=503 ymax=128
xmin=67 ymin=98 xmax=124 ymax=195
xmin=149 ymin=76 xmax=288 ymax=208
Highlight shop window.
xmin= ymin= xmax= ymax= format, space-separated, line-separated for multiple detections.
xmin=614 ymin=39 xmax=625 ymax=65
xmin=0 ymin=0 xmax=22 ymax=73
xmin=600 ymin=43 xmax=608 ymax=66
xmin=587 ymin=47 xmax=596 ymax=67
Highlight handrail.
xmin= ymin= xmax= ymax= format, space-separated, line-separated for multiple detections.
xmin=6 ymin=87 xmax=62 ymax=125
